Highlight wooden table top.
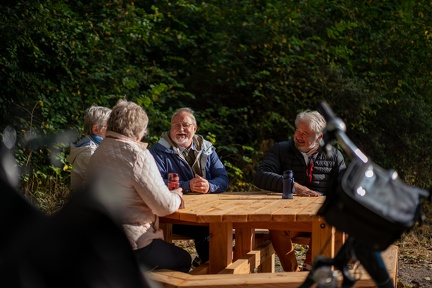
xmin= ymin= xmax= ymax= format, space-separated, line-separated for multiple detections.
xmin=160 ymin=191 xmax=339 ymax=274
xmin=163 ymin=191 xmax=326 ymax=224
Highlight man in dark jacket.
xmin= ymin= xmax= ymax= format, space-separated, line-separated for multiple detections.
xmin=254 ymin=110 xmax=346 ymax=272
xmin=150 ymin=107 xmax=229 ymax=267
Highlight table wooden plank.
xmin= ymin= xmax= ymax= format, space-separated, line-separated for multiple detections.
xmin=221 ymin=191 xmax=274 ymax=197
xmin=175 ymin=196 xmax=227 ymax=222
xmin=182 ymin=194 xmax=221 ymax=207
xmin=271 ymin=198 xmax=318 ymax=222
xmin=221 ymin=198 xmax=279 ymax=222
xmin=194 ymin=200 xmax=247 ymax=222
xmin=197 ymin=194 xmax=275 ymax=223
xmin=246 ymin=197 xmax=293 ymax=222
xmin=249 ymin=197 xmax=304 ymax=222
xmin=296 ymin=197 xmax=325 ymax=221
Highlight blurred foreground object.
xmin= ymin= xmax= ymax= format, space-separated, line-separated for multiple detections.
xmin=0 ymin=162 xmax=157 ymax=287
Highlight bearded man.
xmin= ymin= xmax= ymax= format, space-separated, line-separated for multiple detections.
xmin=150 ymin=107 xmax=229 ymax=268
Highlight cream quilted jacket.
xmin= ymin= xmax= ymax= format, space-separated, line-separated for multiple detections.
xmin=86 ymin=131 xmax=184 ymax=250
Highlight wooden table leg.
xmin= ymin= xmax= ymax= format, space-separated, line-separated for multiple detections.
xmin=209 ymin=222 xmax=233 ymax=274
xmin=159 ymin=223 xmax=173 ymax=243
xmin=234 ymin=228 xmax=274 ymax=273
xmin=233 ymin=228 xmax=254 ymax=261
xmin=311 ymin=220 xmax=336 ymax=260
xmin=334 ymin=230 xmax=345 ymax=252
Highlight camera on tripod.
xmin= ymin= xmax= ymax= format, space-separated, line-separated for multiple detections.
xmin=300 ymin=101 xmax=430 ymax=288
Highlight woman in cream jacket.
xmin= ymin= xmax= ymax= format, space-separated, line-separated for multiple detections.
xmin=86 ymin=99 xmax=191 ymax=272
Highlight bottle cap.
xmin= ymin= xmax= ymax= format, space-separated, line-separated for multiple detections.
xmin=283 ymin=170 xmax=293 ymax=178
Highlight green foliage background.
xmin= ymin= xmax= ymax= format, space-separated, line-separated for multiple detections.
xmin=1 ymin=0 xmax=431 ymax=213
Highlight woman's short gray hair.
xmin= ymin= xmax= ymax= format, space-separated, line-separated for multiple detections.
xmin=295 ymin=110 xmax=326 ymax=135
xmin=107 ymin=99 xmax=148 ymax=138
xmin=83 ymin=106 xmax=111 ymax=134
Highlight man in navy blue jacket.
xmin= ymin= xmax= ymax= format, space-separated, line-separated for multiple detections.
xmin=150 ymin=107 xmax=229 ymax=267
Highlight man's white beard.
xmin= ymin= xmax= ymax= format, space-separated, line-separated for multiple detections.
xmin=296 ymin=141 xmax=318 ymax=154
xmin=173 ymin=136 xmax=190 ymax=146
xmin=306 ymin=142 xmax=319 ymax=156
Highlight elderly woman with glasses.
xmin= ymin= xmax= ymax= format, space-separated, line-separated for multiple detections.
xmin=86 ymin=99 xmax=191 ymax=273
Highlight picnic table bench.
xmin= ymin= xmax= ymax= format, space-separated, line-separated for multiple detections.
xmin=146 ymin=245 xmax=398 ymax=288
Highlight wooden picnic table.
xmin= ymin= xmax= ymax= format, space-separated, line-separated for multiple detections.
xmin=160 ymin=191 xmax=343 ymax=274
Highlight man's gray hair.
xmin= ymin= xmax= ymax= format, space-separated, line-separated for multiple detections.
xmin=295 ymin=110 xmax=326 ymax=134
xmin=171 ymin=107 xmax=197 ymax=124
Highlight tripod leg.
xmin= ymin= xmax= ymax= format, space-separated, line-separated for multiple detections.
xmin=332 ymin=238 xmax=357 ymax=288
xmin=298 ymin=255 xmax=334 ymax=288
xmin=299 ymin=238 xmax=356 ymax=288
xmin=353 ymin=242 xmax=394 ymax=288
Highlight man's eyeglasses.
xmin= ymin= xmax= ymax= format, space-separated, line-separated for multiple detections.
xmin=171 ymin=122 xmax=195 ymax=129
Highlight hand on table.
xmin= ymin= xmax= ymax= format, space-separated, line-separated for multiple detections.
xmin=170 ymin=187 xmax=183 ymax=196
xmin=190 ymin=175 xmax=209 ymax=194
xmin=170 ymin=187 xmax=184 ymax=208
xmin=294 ymin=183 xmax=321 ymax=197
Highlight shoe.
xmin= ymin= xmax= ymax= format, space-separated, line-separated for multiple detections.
xmin=301 ymin=263 xmax=312 ymax=271
xmin=191 ymin=256 xmax=202 ymax=269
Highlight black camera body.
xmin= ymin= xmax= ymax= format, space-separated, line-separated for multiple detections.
xmin=319 ymin=158 xmax=427 ymax=251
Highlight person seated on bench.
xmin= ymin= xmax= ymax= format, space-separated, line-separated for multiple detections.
xmin=86 ymin=99 xmax=191 ymax=273
xmin=151 ymin=107 xmax=229 ymax=268
xmin=254 ymin=110 xmax=346 ymax=272
xmin=67 ymin=105 xmax=111 ymax=192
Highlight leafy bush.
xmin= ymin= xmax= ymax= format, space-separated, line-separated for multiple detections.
xmin=1 ymin=0 xmax=431 ymax=214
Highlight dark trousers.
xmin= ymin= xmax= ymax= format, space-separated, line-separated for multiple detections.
xmin=173 ymin=224 xmax=210 ymax=263
xmin=133 ymin=239 xmax=191 ymax=273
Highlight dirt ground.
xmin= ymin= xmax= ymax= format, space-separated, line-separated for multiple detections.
xmin=398 ymin=265 xmax=431 ymax=288
xmin=282 ymin=245 xmax=432 ymax=288
xmin=397 ymin=249 xmax=432 ymax=288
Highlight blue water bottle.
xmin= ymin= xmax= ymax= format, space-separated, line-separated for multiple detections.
xmin=282 ymin=170 xmax=295 ymax=199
